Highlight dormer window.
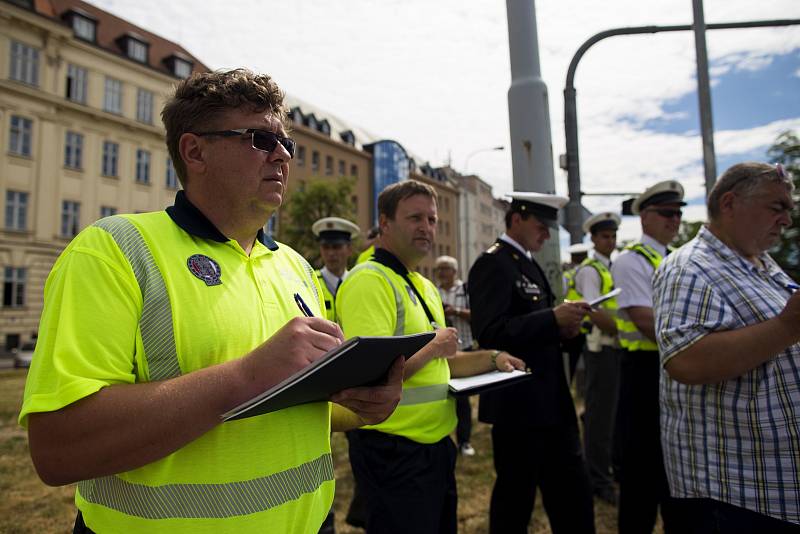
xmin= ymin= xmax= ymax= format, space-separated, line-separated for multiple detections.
xmin=64 ymin=9 xmax=97 ymax=43
xmin=73 ymin=15 xmax=96 ymax=42
xmin=319 ymin=120 xmax=331 ymax=136
xmin=290 ymin=107 xmax=303 ymax=125
xmin=174 ymin=59 xmax=191 ymax=78
xmin=127 ymin=39 xmax=148 ymax=63
xmin=163 ymin=54 xmax=194 ymax=79
xmin=305 ymin=114 xmax=318 ymax=130
xmin=340 ymin=130 xmax=355 ymax=146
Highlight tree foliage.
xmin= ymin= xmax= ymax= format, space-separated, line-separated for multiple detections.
xmin=673 ymin=220 xmax=704 ymax=248
xmin=277 ymin=178 xmax=359 ymax=265
xmin=766 ymin=130 xmax=800 ymax=281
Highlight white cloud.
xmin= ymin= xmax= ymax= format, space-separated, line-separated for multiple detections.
xmin=87 ymin=0 xmax=800 ymax=226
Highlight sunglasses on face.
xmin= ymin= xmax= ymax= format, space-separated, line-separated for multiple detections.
xmin=193 ymin=128 xmax=296 ymax=158
xmin=647 ymin=208 xmax=683 ymax=219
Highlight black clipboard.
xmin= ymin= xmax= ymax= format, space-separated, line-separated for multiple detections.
xmin=222 ymin=332 xmax=435 ymax=421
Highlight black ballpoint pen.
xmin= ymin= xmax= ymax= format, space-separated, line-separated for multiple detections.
xmin=294 ymin=293 xmax=314 ymax=317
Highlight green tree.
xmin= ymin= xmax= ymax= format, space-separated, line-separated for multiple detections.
xmin=278 ymin=178 xmax=358 ymax=265
xmin=673 ymin=220 xmax=704 ymax=248
xmin=766 ymin=130 xmax=800 ymax=281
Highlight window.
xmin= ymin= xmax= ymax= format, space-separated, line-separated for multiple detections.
xmin=325 ymin=155 xmax=333 ymax=176
xmin=173 ymin=59 xmax=192 ymax=79
xmin=338 ymin=160 xmax=345 ymax=176
xmin=3 ymin=267 xmax=26 ymax=308
xmin=136 ymin=88 xmax=153 ymax=124
xmin=100 ymin=206 xmax=117 ymax=218
xmin=350 ymin=164 xmax=358 ymax=178
xmin=64 ymin=131 xmax=83 ymax=169
xmin=66 ymin=64 xmax=87 ymax=103
xmin=127 ymin=39 xmax=148 ymax=63
xmin=9 ymin=116 xmax=32 ymax=156
xmin=61 ymin=200 xmax=80 ymax=237
xmin=5 ymin=190 xmax=28 ymax=230
xmin=165 ymin=157 xmax=178 ymax=189
xmin=136 ymin=149 xmax=151 ymax=184
xmin=102 ymin=141 xmax=118 ymax=177
xmin=296 ymin=146 xmax=306 ymax=166
xmin=104 ymin=77 xmax=122 ymax=114
xmin=9 ymin=41 xmax=38 ymax=86
xmin=312 ymin=151 xmax=320 ymax=173
xmin=72 ymin=15 xmax=96 ymax=42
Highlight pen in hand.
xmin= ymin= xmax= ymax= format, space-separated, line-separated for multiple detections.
xmin=294 ymin=293 xmax=315 ymax=317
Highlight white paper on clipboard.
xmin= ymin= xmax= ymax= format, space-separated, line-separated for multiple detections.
xmin=588 ymin=288 xmax=621 ymax=308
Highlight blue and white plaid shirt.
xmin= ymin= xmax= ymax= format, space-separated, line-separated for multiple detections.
xmin=653 ymin=225 xmax=800 ymax=525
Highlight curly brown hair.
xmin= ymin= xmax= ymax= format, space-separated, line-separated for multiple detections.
xmin=161 ymin=68 xmax=288 ymax=185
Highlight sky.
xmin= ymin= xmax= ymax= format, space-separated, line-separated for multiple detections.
xmin=91 ymin=0 xmax=800 ymax=247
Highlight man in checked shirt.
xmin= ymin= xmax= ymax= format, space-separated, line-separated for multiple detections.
xmin=653 ymin=161 xmax=800 ymax=533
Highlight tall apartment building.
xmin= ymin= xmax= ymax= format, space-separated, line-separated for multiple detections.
xmin=0 ymin=0 xmax=207 ymax=350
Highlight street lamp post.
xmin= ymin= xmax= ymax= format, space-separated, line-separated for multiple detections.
xmin=463 ymin=145 xmax=505 ymax=174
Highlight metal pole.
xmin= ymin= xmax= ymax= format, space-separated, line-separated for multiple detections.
xmin=562 ymin=19 xmax=800 ymax=244
xmin=506 ymin=0 xmax=563 ymax=293
xmin=693 ymin=0 xmax=717 ymax=194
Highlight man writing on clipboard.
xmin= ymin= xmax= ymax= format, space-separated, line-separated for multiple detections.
xmin=336 ymin=179 xmax=525 ymax=534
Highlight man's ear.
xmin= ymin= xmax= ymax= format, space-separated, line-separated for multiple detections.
xmin=378 ymin=213 xmax=389 ymax=234
xmin=179 ymin=133 xmax=206 ymax=176
xmin=718 ymin=190 xmax=736 ymax=215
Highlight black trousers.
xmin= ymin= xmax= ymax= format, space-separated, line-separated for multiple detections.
xmin=348 ymin=429 xmax=457 ymax=534
xmin=617 ymin=350 xmax=683 ymax=534
xmin=582 ymin=345 xmax=621 ymax=494
xmin=455 ymin=396 xmax=472 ymax=445
xmin=674 ymin=498 xmax=800 ymax=534
xmin=489 ymin=422 xmax=595 ymax=534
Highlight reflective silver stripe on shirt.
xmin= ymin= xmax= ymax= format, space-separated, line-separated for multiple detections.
xmin=398 ymin=383 xmax=450 ymax=406
xmin=94 ymin=216 xmax=180 ymax=381
xmin=347 ymin=263 xmax=405 ymax=336
xmin=77 ymin=453 xmax=334 ymax=519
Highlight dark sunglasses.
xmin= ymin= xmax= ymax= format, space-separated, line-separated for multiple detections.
xmin=647 ymin=208 xmax=683 ymax=219
xmin=193 ymin=129 xmax=296 ymax=158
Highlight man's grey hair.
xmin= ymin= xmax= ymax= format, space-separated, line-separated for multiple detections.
xmin=707 ymin=162 xmax=794 ymax=220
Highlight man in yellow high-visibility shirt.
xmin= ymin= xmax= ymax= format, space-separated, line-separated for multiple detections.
xmin=337 ymin=179 xmax=525 ymax=533
xmin=19 ymin=68 xmax=402 ymax=534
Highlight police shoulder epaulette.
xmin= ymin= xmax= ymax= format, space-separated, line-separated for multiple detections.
xmin=486 ymin=242 xmax=504 ymax=255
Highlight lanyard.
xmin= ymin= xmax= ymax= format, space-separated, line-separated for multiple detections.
xmin=372 ymin=248 xmax=439 ymax=328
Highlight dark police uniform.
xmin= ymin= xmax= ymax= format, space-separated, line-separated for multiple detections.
xmin=469 ymin=239 xmax=594 ymax=534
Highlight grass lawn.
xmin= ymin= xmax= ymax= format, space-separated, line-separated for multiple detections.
xmin=1 ymin=369 xmax=627 ymax=533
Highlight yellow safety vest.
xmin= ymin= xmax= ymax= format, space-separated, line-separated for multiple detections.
xmin=20 ymin=213 xmax=333 ymax=533
xmin=336 ymin=259 xmax=456 ymax=444
xmin=616 ymin=243 xmax=662 ymax=352
xmin=566 ymin=259 xmax=618 ymax=334
xmin=355 ymin=245 xmax=375 ymax=265
xmin=315 ymin=269 xmax=337 ymax=322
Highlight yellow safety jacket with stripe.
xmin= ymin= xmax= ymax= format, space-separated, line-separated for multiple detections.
xmin=315 ymin=269 xmax=337 ymax=322
xmin=615 ymin=242 xmax=662 ymax=352
xmin=19 ymin=212 xmax=334 ymax=533
xmin=336 ymin=256 xmax=456 ymax=444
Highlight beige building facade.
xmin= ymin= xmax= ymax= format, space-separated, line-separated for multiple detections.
xmin=0 ymin=0 xmax=206 ymax=350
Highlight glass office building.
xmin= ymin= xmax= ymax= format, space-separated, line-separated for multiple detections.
xmin=365 ymin=140 xmax=410 ymax=225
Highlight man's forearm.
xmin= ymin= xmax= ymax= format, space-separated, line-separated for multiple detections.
xmin=589 ymin=309 xmax=617 ymax=335
xmin=29 ymin=357 xmax=275 ymax=486
xmin=627 ymin=306 xmax=656 ymax=341
xmin=665 ymin=316 xmax=800 ymax=385
xmin=448 ymin=350 xmax=495 ymax=377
